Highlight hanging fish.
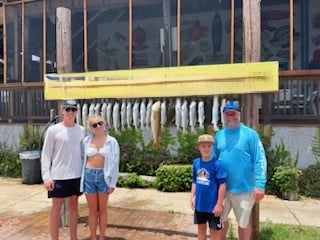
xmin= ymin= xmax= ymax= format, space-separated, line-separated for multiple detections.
xmin=220 ymin=98 xmax=226 ymax=127
xmin=120 ymin=99 xmax=126 ymax=131
xmin=88 ymin=103 xmax=95 ymax=117
xmin=76 ymin=103 xmax=81 ymax=125
xmin=133 ymin=100 xmax=140 ymax=130
xmin=112 ymin=101 xmax=120 ymax=134
xmin=151 ymin=100 xmax=161 ymax=148
xmin=212 ymin=96 xmax=220 ymax=132
xmin=181 ymin=99 xmax=188 ymax=134
xmin=145 ymin=99 xmax=153 ymax=129
xmin=101 ymin=102 xmax=107 ymax=122
xmin=94 ymin=103 xmax=101 ymax=116
xmin=126 ymin=100 xmax=132 ymax=129
xmin=106 ymin=102 xmax=113 ymax=129
xmin=189 ymin=100 xmax=197 ymax=133
xmin=140 ymin=99 xmax=146 ymax=129
xmin=198 ymin=100 xmax=205 ymax=129
xmin=82 ymin=103 xmax=88 ymax=127
xmin=175 ymin=98 xmax=182 ymax=130
xmin=160 ymin=100 xmax=167 ymax=129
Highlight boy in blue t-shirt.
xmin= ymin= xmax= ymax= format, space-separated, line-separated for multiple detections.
xmin=190 ymin=134 xmax=227 ymax=240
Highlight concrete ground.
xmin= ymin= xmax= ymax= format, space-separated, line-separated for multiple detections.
xmin=0 ymin=177 xmax=320 ymax=239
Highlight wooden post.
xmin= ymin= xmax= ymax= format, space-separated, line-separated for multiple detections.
xmin=56 ymin=7 xmax=72 ymax=227
xmin=242 ymin=1 xmax=261 ymax=240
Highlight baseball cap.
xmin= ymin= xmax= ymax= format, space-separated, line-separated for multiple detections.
xmin=197 ymin=134 xmax=214 ymax=144
xmin=63 ymin=100 xmax=77 ymax=109
xmin=223 ymin=100 xmax=241 ymax=113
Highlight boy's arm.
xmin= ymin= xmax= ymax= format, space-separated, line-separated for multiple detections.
xmin=213 ymin=182 xmax=226 ymax=216
xmin=190 ymin=183 xmax=196 ymax=210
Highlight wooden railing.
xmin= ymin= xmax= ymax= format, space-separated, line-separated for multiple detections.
xmin=0 ymin=80 xmax=319 ymax=125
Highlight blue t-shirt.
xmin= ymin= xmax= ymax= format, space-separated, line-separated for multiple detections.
xmin=213 ymin=124 xmax=267 ymax=193
xmin=192 ymin=157 xmax=227 ymax=213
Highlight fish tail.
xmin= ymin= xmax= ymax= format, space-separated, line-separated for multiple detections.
xmin=153 ymin=141 xmax=161 ymax=149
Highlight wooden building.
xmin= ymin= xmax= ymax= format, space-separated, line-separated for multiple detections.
xmin=0 ymin=0 xmax=319 ymax=124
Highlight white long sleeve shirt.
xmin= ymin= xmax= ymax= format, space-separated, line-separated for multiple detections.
xmin=41 ymin=123 xmax=85 ymax=182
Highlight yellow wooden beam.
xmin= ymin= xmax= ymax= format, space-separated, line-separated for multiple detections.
xmin=44 ymin=61 xmax=278 ymax=100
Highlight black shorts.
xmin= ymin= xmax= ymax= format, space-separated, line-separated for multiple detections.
xmin=48 ymin=178 xmax=82 ymax=198
xmin=194 ymin=210 xmax=223 ymax=230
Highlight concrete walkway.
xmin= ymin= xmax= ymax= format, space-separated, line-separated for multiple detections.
xmin=0 ymin=177 xmax=319 ymax=239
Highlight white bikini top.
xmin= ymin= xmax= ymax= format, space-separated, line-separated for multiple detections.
xmin=87 ymin=146 xmax=107 ymax=157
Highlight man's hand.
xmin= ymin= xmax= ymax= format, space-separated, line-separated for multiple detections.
xmin=253 ymin=188 xmax=265 ymax=202
xmin=44 ymin=180 xmax=55 ymax=191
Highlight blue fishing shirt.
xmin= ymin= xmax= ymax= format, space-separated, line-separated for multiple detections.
xmin=213 ymin=124 xmax=267 ymax=193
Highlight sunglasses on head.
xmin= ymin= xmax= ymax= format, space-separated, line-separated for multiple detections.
xmin=65 ymin=107 xmax=77 ymax=112
xmin=91 ymin=121 xmax=104 ymax=128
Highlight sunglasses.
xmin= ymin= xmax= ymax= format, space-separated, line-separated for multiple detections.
xmin=91 ymin=121 xmax=104 ymax=128
xmin=65 ymin=107 xmax=77 ymax=112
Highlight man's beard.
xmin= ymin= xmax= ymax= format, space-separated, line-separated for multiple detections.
xmin=225 ymin=118 xmax=240 ymax=129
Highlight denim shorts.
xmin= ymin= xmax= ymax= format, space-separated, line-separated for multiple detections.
xmin=83 ymin=168 xmax=109 ymax=194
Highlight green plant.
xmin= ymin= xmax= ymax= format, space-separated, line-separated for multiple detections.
xmin=272 ymin=165 xmax=301 ymax=200
xmin=311 ymin=128 xmax=320 ymax=160
xmin=117 ymin=173 xmax=151 ymax=188
xmin=111 ymin=128 xmax=144 ymax=173
xmin=266 ymin=139 xmax=299 ymax=195
xmin=298 ymin=162 xmax=320 ymax=197
xmin=260 ymin=222 xmax=320 ymax=240
xmin=0 ymin=143 xmax=21 ymax=177
xmin=155 ymin=164 xmax=192 ymax=192
xmin=175 ymin=128 xmax=206 ymax=164
xmin=19 ymin=125 xmax=42 ymax=151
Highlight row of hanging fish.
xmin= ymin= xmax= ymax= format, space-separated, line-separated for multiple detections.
xmin=76 ymin=97 xmax=227 ymax=137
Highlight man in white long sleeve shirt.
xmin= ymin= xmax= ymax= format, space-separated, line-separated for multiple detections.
xmin=41 ymin=100 xmax=85 ymax=240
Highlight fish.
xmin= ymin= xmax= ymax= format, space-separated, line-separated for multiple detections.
xmin=101 ymin=102 xmax=107 ymax=122
xmin=140 ymin=99 xmax=146 ymax=129
xmin=146 ymin=99 xmax=153 ymax=129
xmin=175 ymin=98 xmax=182 ymax=130
xmin=82 ymin=103 xmax=88 ymax=127
xmin=126 ymin=100 xmax=132 ymax=129
xmin=88 ymin=103 xmax=95 ymax=117
xmin=94 ymin=103 xmax=101 ymax=116
xmin=120 ymin=99 xmax=126 ymax=130
xmin=106 ymin=102 xmax=113 ymax=129
xmin=133 ymin=100 xmax=140 ymax=130
xmin=112 ymin=101 xmax=120 ymax=133
xmin=220 ymin=98 xmax=226 ymax=127
xmin=76 ymin=103 xmax=81 ymax=125
xmin=198 ymin=100 xmax=205 ymax=129
xmin=181 ymin=99 xmax=188 ymax=134
xmin=211 ymin=96 xmax=220 ymax=131
xmin=189 ymin=100 xmax=197 ymax=133
xmin=151 ymin=100 xmax=161 ymax=148
xmin=160 ymin=100 xmax=167 ymax=129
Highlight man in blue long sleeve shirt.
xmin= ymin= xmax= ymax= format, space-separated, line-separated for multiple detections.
xmin=213 ymin=100 xmax=267 ymax=240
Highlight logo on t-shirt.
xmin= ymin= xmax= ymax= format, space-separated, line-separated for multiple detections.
xmin=196 ymin=168 xmax=210 ymax=186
